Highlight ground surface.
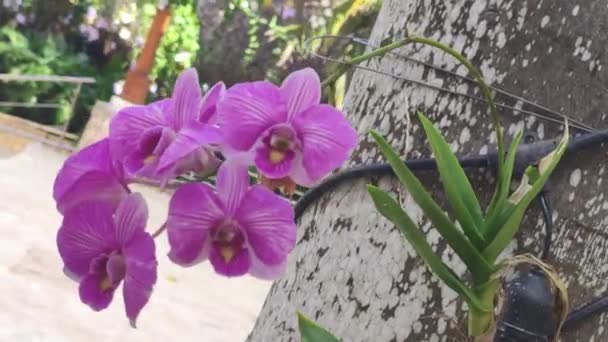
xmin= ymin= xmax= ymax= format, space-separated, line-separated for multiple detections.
xmin=0 ymin=139 xmax=271 ymax=342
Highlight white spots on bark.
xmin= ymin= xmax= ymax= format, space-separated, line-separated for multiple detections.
xmin=466 ymin=0 xmax=486 ymax=31
xmin=480 ymin=59 xmax=506 ymax=84
xmin=479 ymin=145 xmax=488 ymax=155
xmin=517 ymin=6 xmax=528 ymax=30
xmin=581 ymin=50 xmax=592 ymax=62
xmin=572 ymin=5 xmax=580 ymax=16
xmin=574 ymin=37 xmax=593 ymax=62
xmin=541 ymin=15 xmax=550 ymax=28
xmin=570 ymin=168 xmax=582 ymax=187
xmin=496 ymin=32 xmax=507 ymax=48
xmin=525 ymin=115 xmax=536 ymax=129
xmin=537 ymin=123 xmax=545 ymax=139
xmin=507 ymin=121 xmax=525 ymax=136
xmin=459 ymin=127 xmax=471 ymax=144
xmin=475 ymin=21 xmax=488 ymax=39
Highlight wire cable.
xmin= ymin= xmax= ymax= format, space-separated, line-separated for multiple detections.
xmin=294 ymin=155 xmax=489 ymax=220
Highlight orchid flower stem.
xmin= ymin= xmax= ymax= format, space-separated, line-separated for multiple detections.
xmin=320 ymin=38 xmax=410 ymax=88
xmin=323 ymin=34 xmax=508 ymax=337
xmin=152 ymin=222 xmax=167 ymax=239
xmin=407 ymin=35 xmax=504 ymax=170
xmin=321 ymin=35 xmax=504 ymax=170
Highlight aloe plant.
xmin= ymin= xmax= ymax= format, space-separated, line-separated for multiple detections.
xmin=364 ymin=36 xmax=570 ymax=337
xmin=298 ymin=32 xmax=569 ymax=338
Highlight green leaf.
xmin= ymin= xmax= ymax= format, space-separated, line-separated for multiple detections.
xmin=297 ymin=312 xmax=340 ymax=342
xmin=418 ymin=113 xmax=484 ymax=241
xmin=370 ymin=131 xmax=494 ymax=280
xmin=367 ymin=185 xmax=491 ymax=312
xmin=482 ymin=124 xmax=569 ymax=261
xmin=483 ymin=129 xmax=524 ymax=239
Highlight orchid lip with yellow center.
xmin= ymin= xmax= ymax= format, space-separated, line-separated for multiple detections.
xmin=99 ymin=276 xmax=113 ymax=292
xmin=269 ymin=149 xmax=286 ymax=163
xmin=269 ymin=135 xmax=293 ymax=163
xmin=95 ymin=252 xmax=126 ymax=292
xmin=143 ymin=154 xmax=157 ymax=165
xmin=213 ymin=221 xmax=243 ymax=263
xmin=220 ymin=246 xmax=235 ymax=263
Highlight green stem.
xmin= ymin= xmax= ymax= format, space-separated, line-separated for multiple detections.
xmin=321 ymin=35 xmax=505 ymax=187
xmin=406 ymin=35 xmax=504 ymax=177
xmin=468 ymin=279 xmax=499 ymax=337
xmin=321 ymin=39 xmax=411 ymax=88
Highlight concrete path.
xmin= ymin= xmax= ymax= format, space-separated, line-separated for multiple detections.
xmin=0 ymin=142 xmax=271 ymax=342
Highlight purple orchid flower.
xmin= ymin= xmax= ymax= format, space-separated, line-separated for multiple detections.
xmin=109 ymin=68 xmax=225 ymax=183
xmin=57 ymin=193 xmax=157 ymax=327
xmin=166 ymin=162 xmax=296 ymax=279
xmin=217 ymin=68 xmax=358 ymax=187
xmin=53 ymin=138 xmax=129 ymax=214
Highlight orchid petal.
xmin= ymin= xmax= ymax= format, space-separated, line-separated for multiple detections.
xmin=79 ymin=272 xmax=114 ymax=311
xmin=249 ymin=255 xmax=287 ymax=280
xmin=114 ymin=193 xmax=148 ymax=246
xmin=236 ymin=185 xmax=296 ymax=266
xmin=172 ymin=68 xmax=202 ymax=130
xmin=215 ymin=162 xmax=250 ymax=215
xmin=280 ymin=68 xmax=321 ymax=120
xmin=124 ymin=126 xmax=176 ymax=181
xmin=167 ymin=183 xmax=225 ymax=266
xmin=208 ymin=245 xmax=250 ymax=277
xmin=288 ymin=152 xmax=314 ymax=187
xmin=57 ymin=201 xmax=117 ymax=278
xmin=218 ymin=81 xmax=286 ymax=151
xmin=106 ymin=253 xmax=126 ymax=287
xmin=156 ymin=122 xmax=222 ymax=174
xmin=53 ymin=139 xmax=117 ymax=202
xmin=292 ymin=104 xmax=358 ymax=183
xmin=56 ymin=170 xmax=129 ymax=214
xmin=151 ymin=98 xmax=174 ymax=118
xmin=168 ymin=228 xmax=212 ymax=267
xmin=109 ymin=102 xmax=168 ymax=164
xmin=123 ymin=232 xmax=157 ymax=327
xmin=200 ymin=81 xmax=226 ymax=124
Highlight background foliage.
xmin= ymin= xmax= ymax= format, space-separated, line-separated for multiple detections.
xmin=0 ymin=0 xmax=381 ymax=133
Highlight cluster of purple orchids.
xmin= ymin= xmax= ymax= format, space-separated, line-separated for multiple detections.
xmin=52 ymin=68 xmax=358 ymax=326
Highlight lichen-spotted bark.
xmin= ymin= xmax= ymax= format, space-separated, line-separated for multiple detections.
xmin=247 ymin=1 xmax=608 ymax=341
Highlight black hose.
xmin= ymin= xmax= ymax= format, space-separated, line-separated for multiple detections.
xmin=567 ymin=129 xmax=608 ymax=153
xmin=294 ymin=155 xmax=489 ymax=220
xmin=563 ymin=294 xmax=608 ymax=331
xmin=291 ymin=128 xmax=608 ymax=335
xmin=295 ymin=129 xmax=608 ymax=221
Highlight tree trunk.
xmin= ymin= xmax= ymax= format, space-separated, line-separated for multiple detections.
xmin=248 ymin=1 xmax=608 ymax=341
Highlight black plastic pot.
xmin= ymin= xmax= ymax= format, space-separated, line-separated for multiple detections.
xmin=493 ymin=267 xmax=559 ymax=342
